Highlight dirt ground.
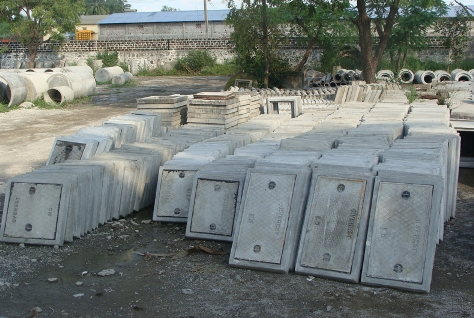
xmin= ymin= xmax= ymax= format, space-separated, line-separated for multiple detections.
xmin=0 ymin=76 xmax=473 ymax=317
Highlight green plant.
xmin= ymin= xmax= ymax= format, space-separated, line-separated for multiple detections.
xmin=0 ymin=102 xmax=19 ymax=113
xmin=118 ymin=61 xmax=129 ymax=72
xmin=109 ymin=79 xmax=138 ymax=88
xmin=97 ymin=50 xmax=119 ymax=67
xmin=406 ymin=85 xmax=418 ymax=103
xmin=174 ymin=50 xmax=216 ymax=74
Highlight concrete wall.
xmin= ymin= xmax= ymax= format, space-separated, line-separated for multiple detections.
xmin=99 ymin=21 xmax=231 ymax=40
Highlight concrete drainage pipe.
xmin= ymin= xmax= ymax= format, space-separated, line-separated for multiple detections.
xmin=0 ymin=72 xmax=28 ymax=107
xmin=333 ymin=69 xmax=347 ymax=84
xmin=376 ymin=70 xmax=394 ymax=81
xmin=435 ymin=70 xmax=451 ymax=82
xmin=343 ymin=70 xmax=355 ymax=83
xmin=19 ymin=72 xmax=52 ymax=101
xmin=47 ymin=70 xmax=96 ymax=98
xmin=450 ymin=69 xmax=473 ymax=82
xmin=44 ymin=86 xmax=75 ymax=104
xmin=61 ymin=65 xmax=94 ymax=75
xmin=112 ymin=72 xmax=134 ymax=85
xmin=354 ymin=71 xmax=363 ymax=80
xmin=414 ymin=70 xmax=436 ymax=84
xmin=398 ymin=69 xmax=414 ymax=84
xmin=95 ymin=66 xmax=124 ymax=83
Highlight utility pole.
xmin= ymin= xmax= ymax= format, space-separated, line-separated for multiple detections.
xmin=204 ymin=0 xmax=209 ymax=39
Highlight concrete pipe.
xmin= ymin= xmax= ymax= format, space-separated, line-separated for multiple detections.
xmin=112 ymin=72 xmax=133 ymax=85
xmin=468 ymin=69 xmax=474 ymax=79
xmin=329 ymin=81 xmax=337 ymax=87
xmin=25 ymin=68 xmax=50 ymax=73
xmin=19 ymin=72 xmax=52 ymax=101
xmin=354 ymin=71 xmax=363 ymax=80
xmin=333 ymin=69 xmax=346 ymax=84
xmin=376 ymin=70 xmax=394 ymax=81
xmin=95 ymin=66 xmax=124 ymax=83
xmin=435 ymin=70 xmax=451 ymax=82
xmin=47 ymin=70 xmax=96 ymax=98
xmin=44 ymin=68 xmax=62 ymax=73
xmin=0 ymin=72 xmax=28 ymax=107
xmin=44 ymin=86 xmax=74 ymax=105
xmin=61 ymin=65 xmax=94 ymax=75
xmin=414 ymin=70 xmax=436 ymax=84
xmin=398 ymin=69 xmax=414 ymax=84
xmin=343 ymin=70 xmax=355 ymax=82
xmin=450 ymin=69 xmax=473 ymax=82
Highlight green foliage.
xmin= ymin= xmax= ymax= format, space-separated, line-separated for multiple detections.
xmin=84 ymin=0 xmax=129 ymax=15
xmin=135 ymin=59 xmax=236 ymax=77
xmin=406 ymin=85 xmax=418 ymax=103
xmin=174 ymin=50 xmax=217 ymax=74
xmin=200 ymin=61 xmax=238 ymax=76
xmin=387 ymin=0 xmax=447 ymax=72
xmin=435 ymin=6 xmax=473 ymax=69
xmin=0 ymin=0 xmax=85 ymax=67
xmin=161 ymin=5 xmax=179 ymax=11
xmin=118 ymin=61 xmax=129 ymax=72
xmin=97 ymin=50 xmax=119 ymax=67
xmin=0 ymin=102 xmax=19 ymax=113
xmin=109 ymin=79 xmax=138 ymax=88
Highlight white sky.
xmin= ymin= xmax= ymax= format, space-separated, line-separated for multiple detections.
xmin=125 ymin=0 xmax=474 ymax=12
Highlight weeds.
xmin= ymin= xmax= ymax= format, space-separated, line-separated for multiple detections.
xmin=406 ymin=85 xmax=418 ymax=103
xmin=109 ymin=80 xmax=138 ymax=89
xmin=0 ymin=102 xmax=19 ymax=113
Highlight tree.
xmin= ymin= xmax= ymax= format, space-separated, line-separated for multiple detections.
xmin=161 ymin=5 xmax=180 ymax=11
xmin=84 ymin=0 xmax=129 ymax=15
xmin=435 ymin=4 xmax=473 ymax=71
xmin=284 ymin=0 xmax=356 ymax=72
xmin=226 ymin=0 xmax=289 ymax=88
xmin=387 ymin=0 xmax=446 ymax=72
xmin=0 ymin=0 xmax=85 ymax=67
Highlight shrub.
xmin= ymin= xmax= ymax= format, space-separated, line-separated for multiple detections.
xmin=174 ymin=50 xmax=216 ymax=74
xmin=97 ymin=50 xmax=119 ymax=67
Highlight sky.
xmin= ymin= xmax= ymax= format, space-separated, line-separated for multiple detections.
xmin=125 ymin=0 xmax=474 ymax=12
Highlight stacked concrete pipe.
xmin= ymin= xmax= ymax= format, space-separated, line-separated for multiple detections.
xmin=414 ymin=70 xmax=436 ymax=84
xmin=435 ymin=70 xmax=451 ymax=82
xmin=19 ymin=72 xmax=53 ymax=101
xmin=112 ymin=72 xmax=134 ymax=85
xmin=47 ymin=67 xmax=96 ymax=99
xmin=0 ymin=72 xmax=28 ymax=107
xmin=397 ymin=69 xmax=414 ymax=84
xmin=450 ymin=69 xmax=473 ymax=82
xmin=333 ymin=69 xmax=347 ymax=84
xmin=95 ymin=66 xmax=124 ymax=83
xmin=343 ymin=70 xmax=355 ymax=82
xmin=376 ymin=70 xmax=394 ymax=81
xmin=44 ymin=86 xmax=74 ymax=105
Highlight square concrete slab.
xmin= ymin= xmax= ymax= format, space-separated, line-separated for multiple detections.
xmin=361 ymin=173 xmax=443 ymax=293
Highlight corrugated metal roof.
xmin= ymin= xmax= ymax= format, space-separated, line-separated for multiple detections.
xmin=81 ymin=15 xmax=110 ymax=25
xmin=98 ymin=9 xmax=230 ymax=24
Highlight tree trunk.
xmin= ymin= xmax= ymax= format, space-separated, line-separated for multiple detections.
xmin=356 ymin=0 xmax=376 ymax=83
xmin=28 ymin=46 xmax=37 ymax=68
xmin=355 ymin=0 xmax=400 ymax=84
xmin=262 ymin=0 xmax=269 ymax=88
xmin=294 ymin=36 xmax=317 ymax=72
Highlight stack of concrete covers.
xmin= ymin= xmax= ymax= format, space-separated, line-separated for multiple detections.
xmin=334 ymin=83 xmax=386 ymax=105
xmin=104 ymin=114 xmax=157 ymax=142
xmin=187 ymin=91 xmax=251 ymax=130
xmin=136 ymin=94 xmax=188 ymax=129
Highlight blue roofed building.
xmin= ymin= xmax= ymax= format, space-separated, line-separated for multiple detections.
xmin=97 ymin=10 xmax=231 ymax=40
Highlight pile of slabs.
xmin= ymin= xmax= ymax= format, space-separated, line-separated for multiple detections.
xmin=187 ymin=92 xmax=247 ymax=130
xmin=136 ymin=94 xmax=188 ymax=129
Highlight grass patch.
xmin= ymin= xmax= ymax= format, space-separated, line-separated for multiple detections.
xmin=0 ymin=102 xmax=19 ymax=113
xmin=109 ymin=79 xmax=138 ymax=89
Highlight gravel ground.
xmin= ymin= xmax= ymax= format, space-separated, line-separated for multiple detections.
xmin=0 ymin=77 xmax=473 ymax=317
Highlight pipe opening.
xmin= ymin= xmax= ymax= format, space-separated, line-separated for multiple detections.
xmin=458 ymin=76 xmax=470 ymax=82
xmin=334 ymin=74 xmax=343 ymax=82
xmin=400 ymin=73 xmax=411 ymax=81
xmin=46 ymin=89 xmax=63 ymax=103
xmin=439 ymin=75 xmax=450 ymax=82
xmin=423 ymin=75 xmax=433 ymax=83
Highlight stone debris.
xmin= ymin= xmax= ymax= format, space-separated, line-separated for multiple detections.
xmin=97 ymin=269 xmax=116 ymax=277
